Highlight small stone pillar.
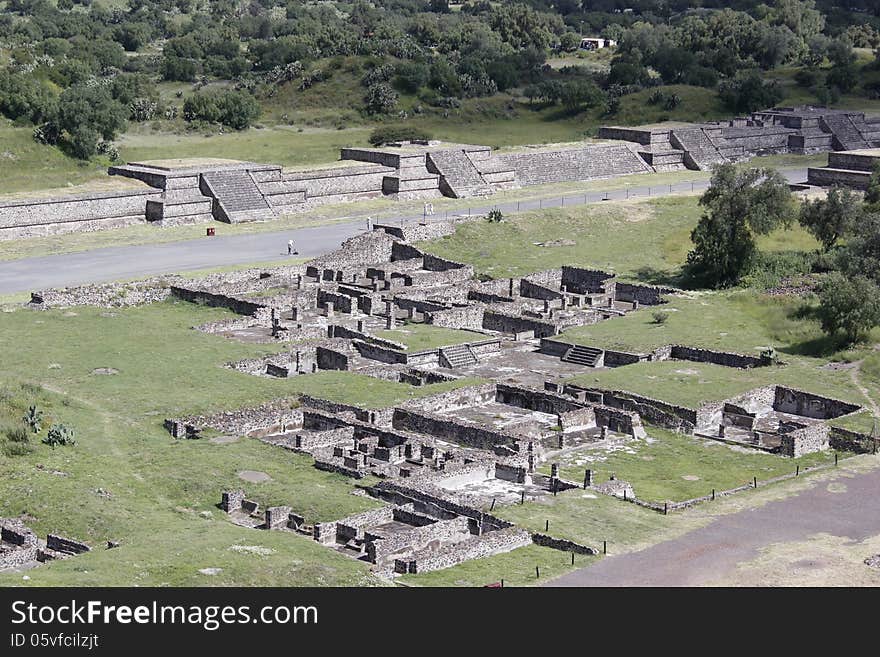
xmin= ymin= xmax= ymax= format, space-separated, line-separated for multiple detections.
xmin=600 ymin=425 xmax=609 ymax=440
xmin=543 ymin=299 xmax=550 ymax=314
xmin=561 ymin=296 xmax=568 ymax=310
xmin=295 ymin=274 xmax=302 ymax=290
xmin=271 ymin=309 xmax=281 ymax=337
xmin=584 ymin=469 xmax=594 ymax=488
xmin=719 ymin=424 xmax=726 ymax=438
xmin=290 ymin=306 xmax=299 ymax=321
xmin=550 ymin=463 xmax=559 ymax=479
xmin=357 ymin=319 xmax=365 ymax=332
xmin=385 ymin=300 xmax=396 ymax=329
xmin=323 ymin=302 xmax=334 ymax=318
xmin=295 ymin=350 xmax=302 ymax=373
xmin=632 ymin=300 xmax=639 ymax=310
xmin=508 ymin=278 xmax=515 ymax=297
xmin=607 ymin=297 xmax=614 ymax=308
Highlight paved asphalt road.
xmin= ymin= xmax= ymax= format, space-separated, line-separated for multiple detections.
xmin=548 ymin=461 xmax=880 ymax=586
xmin=0 ymin=169 xmax=807 ymax=295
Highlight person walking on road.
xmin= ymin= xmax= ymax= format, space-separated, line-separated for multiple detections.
xmin=287 ymin=239 xmax=298 ymax=255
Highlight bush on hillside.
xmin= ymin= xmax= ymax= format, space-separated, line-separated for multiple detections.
xmin=368 ymin=125 xmax=432 ymax=146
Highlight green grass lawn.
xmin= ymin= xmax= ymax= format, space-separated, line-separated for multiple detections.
xmin=559 ymin=290 xmax=872 ymax=409
xmin=419 ymin=195 xmax=817 ymax=284
xmin=0 ymin=299 xmax=483 ymax=585
xmin=545 ymin=428 xmax=837 ymax=503
xmin=398 ymin=544 xmax=592 ymax=587
xmin=375 ymin=323 xmax=485 ymax=351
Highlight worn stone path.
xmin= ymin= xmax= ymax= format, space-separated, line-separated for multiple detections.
xmin=547 ymin=457 xmax=880 ymax=586
xmin=0 ymin=169 xmax=808 ymax=294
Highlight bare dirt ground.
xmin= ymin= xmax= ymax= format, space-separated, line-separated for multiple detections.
xmin=549 ymin=456 xmax=880 ymax=586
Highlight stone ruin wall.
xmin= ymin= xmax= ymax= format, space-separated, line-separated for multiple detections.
xmin=165 ymin=398 xmax=303 ymax=439
xmin=396 ymin=526 xmax=532 ymax=574
xmin=0 ymin=187 xmax=161 ymax=240
xmin=780 ymin=423 xmax=830 ymax=457
xmin=774 ymin=387 xmax=861 ymax=420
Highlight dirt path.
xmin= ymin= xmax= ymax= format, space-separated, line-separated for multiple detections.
xmin=850 ymin=361 xmax=880 ymax=418
xmin=547 ymin=458 xmax=880 ymax=586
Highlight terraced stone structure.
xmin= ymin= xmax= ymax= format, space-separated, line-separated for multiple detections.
xmin=8 ymin=104 xmax=877 ymax=239
xmin=807 ymin=149 xmax=880 ymax=190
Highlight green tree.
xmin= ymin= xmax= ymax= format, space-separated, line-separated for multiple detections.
xmin=798 ymin=186 xmax=862 ymax=250
xmin=559 ymin=31 xmax=581 ymax=52
xmin=686 ymin=164 xmax=795 ymax=288
xmin=836 ymin=212 xmax=880 ymax=283
xmin=817 ymin=272 xmax=880 ymax=344
xmin=865 ymin=162 xmax=880 ymax=208
xmin=719 ymin=70 xmax=784 ymax=113
xmin=364 ymin=82 xmax=399 ymax=115
xmin=57 ymin=85 xmax=127 ymax=159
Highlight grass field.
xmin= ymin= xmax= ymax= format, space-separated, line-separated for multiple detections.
xmin=376 ymin=323 xmax=485 ymax=351
xmin=0 ymin=300 xmax=481 ymax=586
xmin=544 ymin=428 xmax=837 ymax=503
xmin=419 ymin=195 xmax=819 ymax=284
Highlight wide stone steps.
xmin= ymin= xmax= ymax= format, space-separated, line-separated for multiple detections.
xmin=427 ymin=150 xmax=494 ymax=198
xmin=561 ymin=345 xmax=602 ymax=367
xmin=439 ymin=344 xmax=478 ymax=369
xmin=670 ymin=128 xmax=726 ymax=170
xmin=823 ymin=115 xmax=873 ymax=151
xmin=201 ymin=170 xmax=271 ymax=218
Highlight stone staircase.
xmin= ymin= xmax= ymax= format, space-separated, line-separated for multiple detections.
xmin=670 ymin=128 xmax=727 ymax=170
xmin=439 ymin=343 xmax=478 ymax=369
xmin=426 ymin=150 xmax=494 ymax=198
xmin=821 ymin=114 xmax=873 ymax=151
xmin=561 ymin=345 xmax=603 ymax=367
xmin=200 ymin=170 xmax=272 ymax=223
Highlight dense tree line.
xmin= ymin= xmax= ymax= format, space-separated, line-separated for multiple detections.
xmin=0 ymin=0 xmax=878 ymax=159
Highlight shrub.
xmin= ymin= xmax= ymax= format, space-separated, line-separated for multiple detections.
xmin=3 ymin=442 xmax=33 ymax=457
xmin=651 ymin=311 xmax=669 ymax=324
xmin=22 ymin=405 xmax=42 ymax=434
xmin=183 ymin=90 xmax=260 ymax=129
xmin=5 ymin=425 xmax=29 ymax=443
xmin=364 ymin=82 xmax=399 ymax=115
xmin=368 ymin=126 xmax=432 ymax=146
xmin=43 ymin=423 xmax=76 ymax=449
xmin=486 ymin=209 xmax=503 ymax=223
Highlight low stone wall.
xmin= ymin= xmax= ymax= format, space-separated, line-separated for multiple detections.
xmin=300 ymin=395 xmax=394 ymax=426
xmin=532 ymin=533 xmax=598 ymax=555
xmin=366 ymin=516 xmax=471 ymax=565
xmin=495 ymin=383 xmax=583 ymax=415
xmin=396 ymin=526 xmax=532 ymax=574
xmin=30 ymin=277 xmax=177 ymax=308
xmin=564 ymin=385 xmax=697 ymax=433
xmin=774 ymin=387 xmax=860 ymax=420
xmin=170 ymin=286 xmax=265 ymax=316
xmin=403 ymin=383 xmax=497 ymax=413
xmin=614 ymin=282 xmax=678 ymax=306
xmin=45 ymin=534 xmax=91 ymax=555
xmin=425 ymin=305 xmax=485 ymax=330
xmin=0 ymin=187 xmax=160 ymax=240
xmin=393 ymin=408 xmax=520 ymax=450
xmin=165 ymin=398 xmax=303 ymax=438
xmin=779 ymin=423 xmax=829 ymax=457
xmin=483 ymin=310 xmax=558 ymax=338
xmin=668 ymin=345 xmax=771 ymax=369
xmin=354 ymin=340 xmax=410 ymax=365
xmin=829 ymin=426 xmax=877 ymax=454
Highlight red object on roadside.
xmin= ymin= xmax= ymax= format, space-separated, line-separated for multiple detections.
xmin=207 ymin=227 xmax=216 ymax=236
